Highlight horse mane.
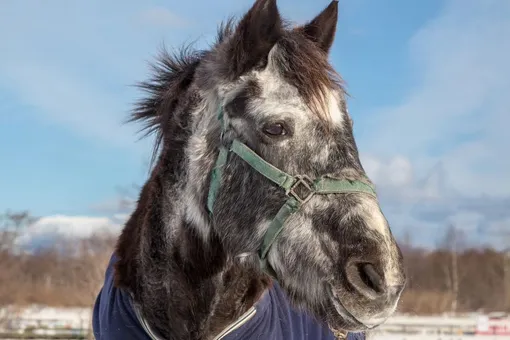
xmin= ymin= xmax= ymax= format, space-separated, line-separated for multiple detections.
xmin=113 ymin=19 xmax=238 ymax=292
xmin=128 ymin=19 xmax=237 ymax=166
xmin=128 ymin=47 xmax=201 ymax=167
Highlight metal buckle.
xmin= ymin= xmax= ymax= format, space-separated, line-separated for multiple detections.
xmin=286 ymin=175 xmax=315 ymax=204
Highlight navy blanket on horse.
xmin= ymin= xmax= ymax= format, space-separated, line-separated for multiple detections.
xmin=93 ymin=254 xmax=365 ymax=340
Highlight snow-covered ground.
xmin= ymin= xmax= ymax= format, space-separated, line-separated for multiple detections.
xmin=372 ymin=336 xmax=507 ymax=340
xmin=1 ymin=305 xmax=509 ymax=339
xmin=0 ymin=305 xmax=90 ymax=330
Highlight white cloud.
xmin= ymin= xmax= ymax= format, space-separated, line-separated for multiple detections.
xmin=16 ymin=215 xmax=124 ymax=248
xmin=363 ymin=154 xmax=413 ymax=189
xmin=360 ymin=152 xmax=510 ymax=248
xmin=361 ymin=0 xmax=510 ymax=197
xmin=354 ymin=0 xmax=510 ymax=247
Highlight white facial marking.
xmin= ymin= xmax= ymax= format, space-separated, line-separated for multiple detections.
xmin=328 ymin=90 xmax=344 ymax=125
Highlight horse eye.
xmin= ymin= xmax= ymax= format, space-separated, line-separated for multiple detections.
xmin=263 ymin=123 xmax=286 ymax=136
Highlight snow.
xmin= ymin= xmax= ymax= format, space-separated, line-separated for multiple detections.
xmin=372 ymin=336 xmax=508 ymax=340
xmin=1 ymin=306 xmax=510 ymax=339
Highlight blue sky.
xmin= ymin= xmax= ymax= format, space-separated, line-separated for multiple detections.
xmin=1 ymin=0 xmax=509 ymax=248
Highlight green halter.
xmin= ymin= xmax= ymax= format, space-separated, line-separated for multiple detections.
xmin=206 ymin=107 xmax=377 ymax=277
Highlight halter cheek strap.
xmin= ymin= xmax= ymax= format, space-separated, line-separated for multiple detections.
xmin=206 ymin=107 xmax=377 ymax=278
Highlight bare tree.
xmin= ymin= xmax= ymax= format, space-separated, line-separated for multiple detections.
xmin=504 ymin=249 xmax=510 ymax=311
xmin=73 ymin=231 xmax=116 ymax=339
xmin=0 ymin=210 xmax=37 ymax=250
xmin=486 ymin=222 xmax=510 ymax=311
xmin=0 ymin=211 xmax=38 ymax=327
xmin=499 ymin=228 xmax=510 ymax=310
xmin=438 ymin=224 xmax=466 ymax=315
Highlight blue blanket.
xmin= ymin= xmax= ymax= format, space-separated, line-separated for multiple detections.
xmin=93 ymin=254 xmax=365 ymax=340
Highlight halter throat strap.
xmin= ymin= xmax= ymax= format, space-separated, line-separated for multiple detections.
xmin=206 ymin=107 xmax=377 ymax=278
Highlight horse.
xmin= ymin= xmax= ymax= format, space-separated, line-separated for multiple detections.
xmin=94 ymin=0 xmax=406 ymax=339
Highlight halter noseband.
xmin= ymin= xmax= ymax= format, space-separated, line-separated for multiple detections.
xmin=206 ymin=107 xmax=377 ymax=278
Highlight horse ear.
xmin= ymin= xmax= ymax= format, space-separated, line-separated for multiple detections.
xmin=226 ymin=0 xmax=283 ymax=78
xmin=298 ymin=0 xmax=339 ymax=54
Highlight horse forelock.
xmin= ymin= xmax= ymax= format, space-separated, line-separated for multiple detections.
xmin=199 ymin=20 xmax=346 ymax=125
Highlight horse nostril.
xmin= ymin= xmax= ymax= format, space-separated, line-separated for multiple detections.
xmin=346 ymin=262 xmax=386 ymax=298
xmin=359 ymin=263 xmax=385 ymax=294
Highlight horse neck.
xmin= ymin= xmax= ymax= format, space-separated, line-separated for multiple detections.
xmin=115 ymin=144 xmax=270 ymax=340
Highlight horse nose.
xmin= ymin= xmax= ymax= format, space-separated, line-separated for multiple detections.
xmin=345 ymin=261 xmax=404 ymax=301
